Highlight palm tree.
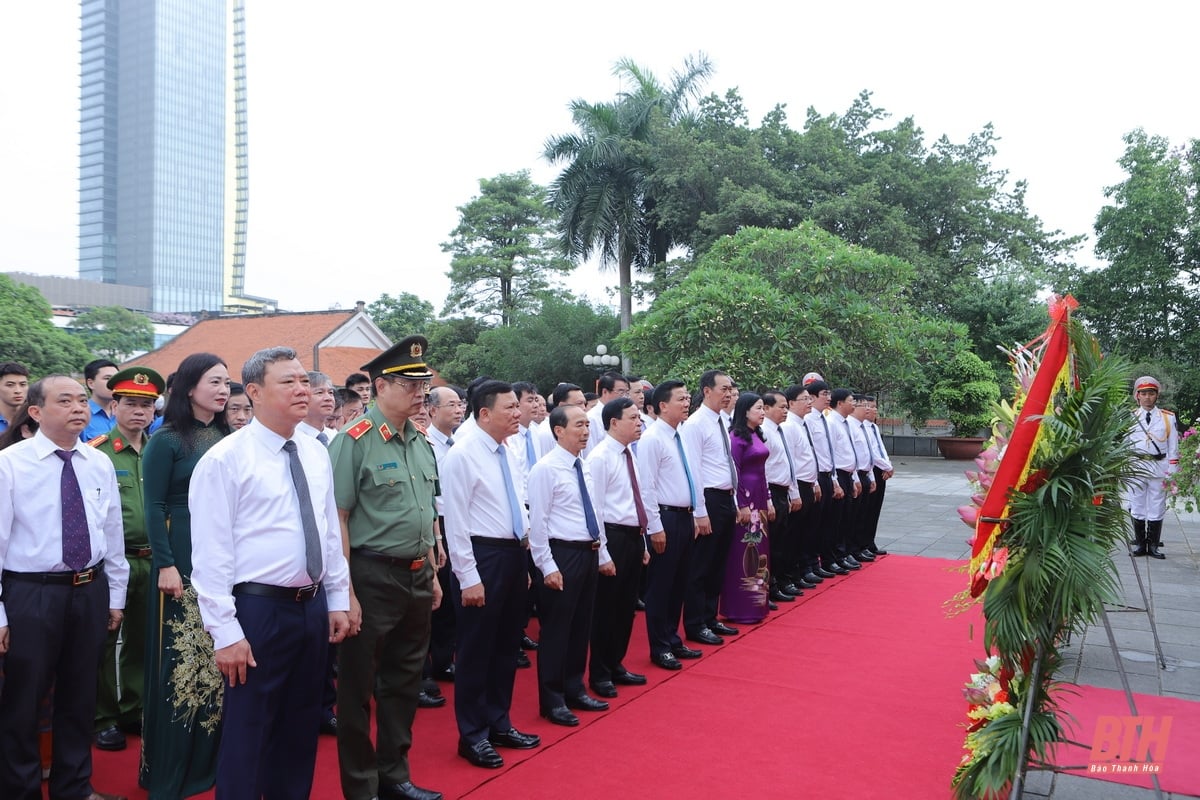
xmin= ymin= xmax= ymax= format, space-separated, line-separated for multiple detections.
xmin=544 ymin=55 xmax=713 ymax=341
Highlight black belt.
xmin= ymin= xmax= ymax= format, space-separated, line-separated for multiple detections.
xmin=352 ymin=548 xmax=427 ymax=571
xmin=659 ymin=504 xmax=693 ymax=514
xmin=126 ymin=546 xmax=153 ymax=558
xmin=3 ymin=564 xmax=104 ymax=587
xmin=836 ymin=469 xmax=854 ymax=479
xmin=818 ymin=471 xmax=833 ymax=478
xmin=233 ymin=581 xmax=321 ymax=602
xmin=604 ymin=522 xmax=642 ymax=536
xmin=550 ymin=538 xmax=601 ymax=551
xmin=471 ymin=535 xmax=527 ymax=549
xmin=769 ymin=483 xmax=791 ymax=492
xmin=704 ymin=487 xmax=734 ymax=496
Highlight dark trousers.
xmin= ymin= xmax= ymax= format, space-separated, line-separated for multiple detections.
xmin=767 ymin=484 xmax=791 ymax=586
xmin=788 ymin=481 xmax=818 ymax=577
xmin=0 ymin=573 xmax=108 ymax=800
xmin=862 ymin=467 xmax=888 ymax=548
xmin=814 ymin=472 xmax=839 ymax=567
xmin=216 ymin=588 xmax=329 ymax=800
xmin=425 ymin=539 xmax=456 ymax=674
xmin=644 ymin=509 xmax=693 ymax=658
xmin=338 ymin=555 xmax=433 ymax=799
xmin=451 ymin=538 xmax=526 ymax=744
xmin=589 ymin=524 xmax=644 ymax=684
xmin=536 ymin=541 xmax=598 ymax=710
xmin=833 ymin=470 xmax=859 ymax=558
xmin=851 ymin=470 xmax=876 ymax=550
xmin=96 ymin=553 xmax=151 ymax=730
xmin=685 ymin=489 xmax=734 ymax=634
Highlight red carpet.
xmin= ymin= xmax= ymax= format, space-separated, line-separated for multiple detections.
xmin=88 ymin=556 xmax=984 ymax=799
xmin=1052 ymin=685 xmax=1200 ymax=795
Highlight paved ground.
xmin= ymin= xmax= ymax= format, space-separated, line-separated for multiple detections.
xmin=877 ymin=456 xmax=1200 ymax=800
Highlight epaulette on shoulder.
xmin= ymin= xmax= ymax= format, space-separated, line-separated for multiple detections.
xmin=348 ymin=418 xmax=374 ymax=440
xmin=87 ymin=434 xmax=109 ymax=448
xmin=1162 ymin=409 xmax=1175 ymax=416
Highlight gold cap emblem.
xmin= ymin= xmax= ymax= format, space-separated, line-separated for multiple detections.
xmin=134 ymin=372 xmax=149 ymax=385
xmin=410 ymin=342 xmax=423 ymax=358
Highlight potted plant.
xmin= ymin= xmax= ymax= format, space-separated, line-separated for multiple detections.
xmin=931 ymin=351 xmax=1000 ymax=459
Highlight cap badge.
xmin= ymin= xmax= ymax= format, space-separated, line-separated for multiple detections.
xmin=410 ymin=342 xmax=423 ymax=358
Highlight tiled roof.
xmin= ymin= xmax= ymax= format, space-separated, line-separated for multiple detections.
xmin=126 ymin=311 xmax=384 ymax=387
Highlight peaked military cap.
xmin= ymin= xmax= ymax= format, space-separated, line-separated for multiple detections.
xmin=361 ymin=335 xmax=434 ymax=382
xmin=107 ymin=366 xmax=166 ymax=399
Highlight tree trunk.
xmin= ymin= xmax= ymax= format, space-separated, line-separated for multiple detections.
xmin=619 ymin=251 xmax=633 ymax=373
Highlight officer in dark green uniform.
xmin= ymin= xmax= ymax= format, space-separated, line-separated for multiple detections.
xmin=88 ymin=365 xmax=165 ymax=751
xmin=329 ymin=335 xmax=444 ymax=800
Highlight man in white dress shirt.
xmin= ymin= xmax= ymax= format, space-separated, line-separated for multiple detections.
xmin=781 ymin=385 xmax=823 ymax=589
xmin=0 ymin=375 xmax=130 ymax=800
xmin=761 ymin=391 xmax=803 ymax=602
xmin=586 ymin=397 xmax=652 ymax=698
xmin=584 ymin=372 xmax=630 ymax=457
xmin=859 ymin=395 xmax=892 ymax=558
xmin=424 ymin=386 xmax=464 ymax=685
xmin=827 ymin=388 xmax=866 ymax=572
xmin=804 ymin=381 xmax=849 ymax=577
xmin=441 ymin=380 xmax=541 ymax=769
xmin=190 ymin=347 xmax=352 ymax=800
xmin=527 ymin=404 xmax=614 ymax=726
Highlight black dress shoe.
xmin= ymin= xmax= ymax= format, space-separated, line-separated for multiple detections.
xmin=458 ymin=738 xmax=504 ymax=769
xmin=516 ymin=650 xmax=532 ymax=668
xmin=612 ymin=668 xmax=647 ymax=685
xmin=841 ymin=555 xmax=862 ymax=568
xmin=418 ymin=690 xmax=446 ymax=708
xmin=319 ymin=715 xmax=338 ymax=735
xmin=380 ymin=780 xmax=444 ymax=800
xmin=767 ymin=600 xmax=779 ymax=610
xmin=814 ymin=566 xmax=838 ymax=578
xmin=566 ymin=693 xmax=609 ymax=712
xmin=541 ymin=706 xmax=580 ymax=726
xmin=710 ymin=621 xmax=739 ymax=636
xmin=671 ymin=645 xmax=702 ymax=659
xmin=489 ymin=727 xmax=540 ymax=749
xmin=521 ymin=635 xmax=539 ymax=651
xmin=94 ymin=725 xmax=127 ymax=751
xmin=635 ymin=598 xmax=646 ymax=611
xmin=421 ymin=678 xmax=442 ymax=698
xmin=770 ymin=587 xmax=796 ymax=602
xmin=687 ymin=627 xmax=724 ymax=645
xmin=869 ymin=546 xmax=888 ymax=556
xmin=856 ymin=549 xmax=876 ymax=562
xmin=825 ymin=562 xmax=849 ymax=575
xmin=431 ymin=664 xmax=455 ymax=682
xmin=590 ymin=680 xmax=618 ymax=698
xmin=780 ymin=582 xmax=804 ymax=595
xmin=651 ymin=652 xmax=682 ymax=670
xmin=802 ymin=572 xmax=824 ymax=585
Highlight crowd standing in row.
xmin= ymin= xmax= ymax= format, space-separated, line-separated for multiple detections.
xmin=0 ymin=339 xmax=897 ymax=800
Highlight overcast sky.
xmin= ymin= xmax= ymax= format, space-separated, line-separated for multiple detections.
xmin=1 ymin=1 xmax=1197 ymax=316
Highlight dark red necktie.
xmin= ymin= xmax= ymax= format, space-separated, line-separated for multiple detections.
xmin=625 ymin=447 xmax=649 ymax=531
xmin=56 ymin=449 xmax=91 ymax=571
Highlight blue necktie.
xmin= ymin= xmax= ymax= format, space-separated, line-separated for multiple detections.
xmin=871 ymin=424 xmax=885 ymax=458
xmin=525 ymin=428 xmax=536 ymax=468
xmin=56 ymin=450 xmax=91 ymax=571
xmin=778 ymin=427 xmax=797 ymax=489
xmin=844 ymin=418 xmax=861 ymax=469
xmin=283 ymin=440 xmax=323 ymax=583
xmin=574 ymin=458 xmax=601 ymax=540
xmin=819 ymin=414 xmax=835 ymax=471
xmin=496 ymin=445 xmax=524 ymax=540
xmin=674 ymin=431 xmax=697 ymax=508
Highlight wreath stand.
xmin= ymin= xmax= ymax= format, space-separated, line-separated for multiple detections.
xmin=1007 ymin=519 xmax=1170 ymax=800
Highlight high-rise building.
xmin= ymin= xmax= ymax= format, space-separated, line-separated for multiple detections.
xmin=78 ymin=0 xmax=259 ymax=314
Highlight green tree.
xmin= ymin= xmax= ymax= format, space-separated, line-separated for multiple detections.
xmin=367 ymin=292 xmax=436 ymax=342
xmin=441 ymin=172 xmax=573 ymax=326
xmin=0 ymin=275 xmax=93 ymax=376
xmin=1075 ymin=130 xmax=1200 ymax=418
xmin=619 ymin=224 xmax=970 ymax=407
xmin=544 ymin=54 xmax=713 ymax=337
xmin=929 ymin=350 xmax=1001 ymax=436
xmin=72 ymin=305 xmax=155 ymax=362
xmin=426 ymin=316 xmax=489 ymax=387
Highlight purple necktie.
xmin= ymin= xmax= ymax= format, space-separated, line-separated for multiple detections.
xmin=624 ymin=447 xmax=649 ymax=531
xmin=56 ymin=449 xmax=91 ymax=571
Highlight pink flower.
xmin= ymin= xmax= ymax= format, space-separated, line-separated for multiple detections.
xmin=957 ymin=505 xmax=979 ymax=527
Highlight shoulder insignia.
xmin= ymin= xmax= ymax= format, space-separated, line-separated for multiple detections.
xmin=379 ymin=422 xmax=394 ymax=441
xmin=87 ymin=434 xmax=109 ymax=448
xmin=1162 ymin=409 xmax=1175 ymax=416
xmin=348 ymin=418 xmax=374 ymax=440
xmin=111 ymin=437 xmax=125 ymax=452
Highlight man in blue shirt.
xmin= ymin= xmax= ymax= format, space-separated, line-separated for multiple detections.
xmin=81 ymin=359 xmax=119 ymax=441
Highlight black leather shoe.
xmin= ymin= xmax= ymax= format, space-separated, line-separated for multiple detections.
xmin=770 ymin=587 xmax=796 ymax=602
xmin=541 ymin=706 xmax=580 ymax=727
xmin=842 ymin=555 xmax=862 ymax=569
xmin=802 ymin=572 xmax=824 ymax=585
xmin=94 ymin=725 xmax=127 ymax=751
xmin=1149 ymin=549 xmax=1166 ymax=560
xmin=651 ymin=652 xmax=682 ymax=670
xmin=566 ymin=693 xmax=609 ymax=712
xmin=590 ymin=680 xmax=618 ymax=698
xmin=431 ymin=664 xmax=455 ymax=682
xmin=635 ymin=598 xmax=646 ymax=611
xmin=613 ymin=668 xmax=647 ymax=685
xmin=687 ymin=627 xmax=724 ymax=645
xmin=418 ymin=690 xmax=446 ymax=708
xmin=856 ymin=549 xmax=876 ymax=562
xmin=458 ymin=738 xmax=504 ymax=769
xmin=671 ymin=645 xmax=702 ymax=660
xmin=795 ymin=577 xmax=819 ymax=590
xmin=489 ymin=727 xmax=540 ymax=749
xmin=780 ymin=582 xmax=803 ymax=595
xmin=815 ymin=566 xmax=839 ymax=578
xmin=521 ymin=635 xmax=539 ymax=651
xmin=869 ymin=546 xmax=888 ymax=556
xmin=710 ymin=622 xmax=739 ymax=636
xmin=516 ymin=650 xmax=531 ymax=668
xmin=380 ymin=780 xmax=444 ymax=800
xmin=319 ymin=715 xmax=338 ymax=735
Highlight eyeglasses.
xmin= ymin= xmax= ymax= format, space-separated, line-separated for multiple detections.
xmin=385 ymin=376 xmax=431 ymax=394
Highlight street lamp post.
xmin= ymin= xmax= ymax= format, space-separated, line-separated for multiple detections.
xmin=583 ymin=344 xmax=621 ymax=391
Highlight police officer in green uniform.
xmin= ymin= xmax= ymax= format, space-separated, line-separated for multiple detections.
xmin=88 ymin=365 xmax=165 ymax=752
xmin=329 ymin=335 xmax=444 ymax=800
